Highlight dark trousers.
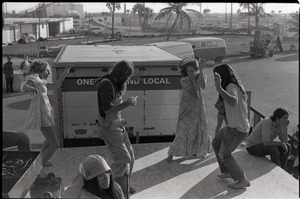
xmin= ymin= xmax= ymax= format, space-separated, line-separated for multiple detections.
xmin=212 ymin=126 xmax=248 ymax=181
xmin=246 ymin=143 xmax=291 ymax=170
xmin=5 ymin=77 xmax=14 ymax=93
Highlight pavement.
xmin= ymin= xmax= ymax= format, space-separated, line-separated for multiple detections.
xmin=2 ymin=46 xmax=299 ymax=198
xmin=2 ymin=43 xmax=298 ymax=150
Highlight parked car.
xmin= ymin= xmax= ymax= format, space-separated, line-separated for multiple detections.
xmin=91 ymin=27 xmax=127 ymax=37
xmin=66 ymin=25 xmax=102 ymax=35
xmin=18 ymin=33 xmax=36 ymax=44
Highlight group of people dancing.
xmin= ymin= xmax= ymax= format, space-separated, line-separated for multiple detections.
xmin=19 ymin=56 xmax=296 ymax=198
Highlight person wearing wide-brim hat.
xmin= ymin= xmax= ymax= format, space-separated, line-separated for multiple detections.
xmin=62 ymin=155 xmax=125 ymax=199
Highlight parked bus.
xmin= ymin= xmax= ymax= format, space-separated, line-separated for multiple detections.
xmin=178 ymin=37 xmax=226 ymax=63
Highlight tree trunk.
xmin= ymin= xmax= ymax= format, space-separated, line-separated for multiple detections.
xmin=112 ymin=5 xmax=115 ymax=37
xmin=247 ymin=4 xmax=251 ymax=35
xmin=139 ymin=15 xmax=141 ymax=27
xmin=255 ymin=16 xmax=259 ymax=31
xmin=165 ymin=15 xmax=179 ymax=41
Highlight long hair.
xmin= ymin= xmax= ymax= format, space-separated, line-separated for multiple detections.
xmin=179 ymin=59 xmax=199 ymax=78
xmin=213 ymin=64 xmax=247 ymax=101
xmin=26 ymin=61 xmax=49 ymax=77
xmin=82 ymin=173 xmax=121 ymax=199
xmin=95 ymin=60 xmax=134 ymax=94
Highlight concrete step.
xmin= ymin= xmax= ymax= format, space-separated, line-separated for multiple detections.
xmin=41 ymin=143 xmax=299 ymax=199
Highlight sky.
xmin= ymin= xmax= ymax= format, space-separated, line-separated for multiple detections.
xmin=3 ymin=2 xmax=300 ymax=14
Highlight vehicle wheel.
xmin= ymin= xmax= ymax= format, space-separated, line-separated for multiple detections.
xmin=215 ymin=57 xmax=222 ymax=64
xmin=70 ymin=30 xmax=75 ymax=34
xmin=18 ymin=39 xmax=26 ymax=44
xmin=269 ymin=51 xmax=273 ymax=57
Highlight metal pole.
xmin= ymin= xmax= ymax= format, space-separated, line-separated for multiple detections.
xmin=129 ymin=11 xmax=132 ymax=37
xmin=143 ymin=2 xmax=145 ymax=32
xmin=225 ymin=3 xmax=227 ymax=23
xmin=87 ymin=14 xmax=90 ymax=43
xmin=230 ymin=3 xmax=233 ymax=31
xmin=38 ymin=14 xmax=41 ymax=59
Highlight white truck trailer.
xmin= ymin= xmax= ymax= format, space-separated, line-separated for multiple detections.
xmin=52 ymin=44 xmax=194 ymax=147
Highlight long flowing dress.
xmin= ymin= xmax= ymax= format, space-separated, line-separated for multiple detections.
xmin=168 ymin=76 xmax=212 ymax=158
xmin=21 ymin=74 xmax=54 ymax=129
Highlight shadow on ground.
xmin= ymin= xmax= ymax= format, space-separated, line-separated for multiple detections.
xmin=275 ymin=53 xmax=299 ymax=62
xmin=131 ymin=149 xmax=277 ymax=198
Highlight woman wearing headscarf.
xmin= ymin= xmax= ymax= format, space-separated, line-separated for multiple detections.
xmin=62 ymin=155 xmax=125 ymax=199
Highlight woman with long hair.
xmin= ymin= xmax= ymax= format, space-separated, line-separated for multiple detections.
xmin=212 ymin=63 xmax=250 ymax=189
xmin=167 ymin=58 xmax=211 ymax=162
xmin=63 ymin=155 xmax=125 ymax=199
xmin=21 ymin=61 xmax=71 ymax=167
xmin=96 ymin=60 xmax=139 ymax=195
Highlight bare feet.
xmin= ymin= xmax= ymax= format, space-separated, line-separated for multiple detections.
xmin=167 ymin=155 xmax=173 ymax=163
xmin=228 ymin=177 xmax=250 ymax=189
xmin=217 ymin=173 xmax=232 ymax=179
xmin=43 ymin=161 xmax=53 ymax=167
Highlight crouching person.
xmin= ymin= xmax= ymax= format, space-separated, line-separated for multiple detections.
xmin=246 ymin=108 xmax=291 ymax=170
xmin=62 ymin=155 xmax=125 ymax=199
xmin=212 ymin=64 xmax=251 ymax=189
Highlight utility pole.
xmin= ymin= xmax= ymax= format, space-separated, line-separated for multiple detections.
xmin=199 ymin=3 xmax=202 ymax=23
xmin=230 ymin=3 xmax=233 ymax=31
xmin=38 ymin=14 xmax=41 ymax=59
xmin=87 ymin=14 xmax=91 ymax=43
xmin=129 ymin=11 xmax=132 ymax=37
xmin=225 ymin=3 xmax=227 ymax=23
xmin=143 ymin=2 xmax=145 ymax=32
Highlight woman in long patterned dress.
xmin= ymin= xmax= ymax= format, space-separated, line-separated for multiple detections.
xmin=167 ymin=58 xmax=211 ymax=162
xmin=21 ymin=61 xmax=71 ymax=167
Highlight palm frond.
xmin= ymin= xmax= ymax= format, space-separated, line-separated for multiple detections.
xmin=155 ymin=8 xmax=173 ymax=21
xmin=186 ymin=8 xmax=204 ymax=20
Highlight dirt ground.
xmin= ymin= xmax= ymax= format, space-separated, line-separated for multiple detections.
xmin=2 ymin=33 xmax=298 ymax=60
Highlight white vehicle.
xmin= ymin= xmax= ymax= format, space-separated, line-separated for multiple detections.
xmin=52 ymin=45 xmax=184 ymax=147
xmin=146 ymin=41 xmax=194 ymax=59
xmin=178 ymin=37 xmax=226 ymax=63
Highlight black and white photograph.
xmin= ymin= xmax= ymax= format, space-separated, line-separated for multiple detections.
xmin=2 ymin=2 xmax=299 ymax=198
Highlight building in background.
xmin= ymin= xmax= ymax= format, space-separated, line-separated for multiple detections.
xmin=2 ymin=17 xmax=73 ymax=44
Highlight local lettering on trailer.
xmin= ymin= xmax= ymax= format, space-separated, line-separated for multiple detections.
xmin=128 ymin=77 xmax=170 ymax=85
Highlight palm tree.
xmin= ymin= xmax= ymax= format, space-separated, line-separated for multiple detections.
xmin=239 ymin=3 xmax=251 ymax=34
xmin=132 ymin=3 xmax=144 ymax=27
xmin=132 ymin=3 xmax=154 ymax=31
xmin=238 ymin=3 xmax=273 ymax=32
xmin=155 ymin=3 xmax=202 ymax=41
xmin=106 ymin=3 xmax=121 ymax=37
xmin=143 ymin=7 xmax=154 ymax=31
